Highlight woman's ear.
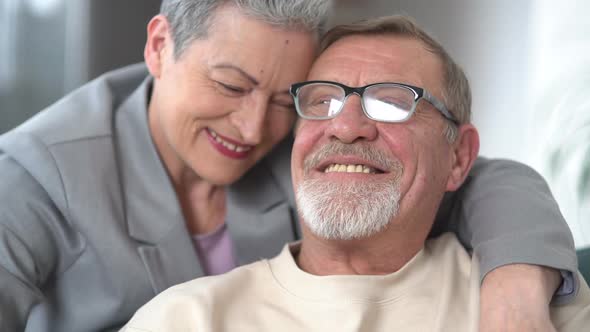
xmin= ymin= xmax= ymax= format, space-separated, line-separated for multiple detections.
xmin=144 ymin=14 xmax=172 ymax=79
xmin=446 ymin=124 xmax=480 ymax=191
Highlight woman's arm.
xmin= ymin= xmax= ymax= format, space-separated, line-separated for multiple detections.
xmin=434 ymin=157 xmax=577 ymax=331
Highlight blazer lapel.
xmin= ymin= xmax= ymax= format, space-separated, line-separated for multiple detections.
xmin=135 ymin=225 xmax=204 ymax=294
xmin=115 ymin=79 xmax=203 ymax=294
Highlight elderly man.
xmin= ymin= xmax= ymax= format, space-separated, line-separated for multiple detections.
xmin=123 ymin=15 xmax=590 ymax=331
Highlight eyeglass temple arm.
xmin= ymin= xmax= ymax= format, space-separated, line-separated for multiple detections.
xmin=422 ymin=91 xmax=459 ymax=124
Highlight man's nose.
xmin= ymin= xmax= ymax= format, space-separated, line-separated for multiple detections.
xmin=230 ymin=96 xmax=268 ymax=145
xmin=324 ymin=94 xmax=377 ymax=143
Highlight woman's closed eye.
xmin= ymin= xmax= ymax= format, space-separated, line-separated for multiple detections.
xmin=215 ymin=81 xmax=248 ymax=95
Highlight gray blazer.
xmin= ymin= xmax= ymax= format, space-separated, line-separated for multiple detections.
xmin=0 ymin=64 xmax=577 ymax=332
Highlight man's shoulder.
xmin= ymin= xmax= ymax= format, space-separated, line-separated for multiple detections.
xmin=126 ymin=260 xmax=272 ymax=329
xmin=425 ymin=233 xmax=475 ymax=275
xmin=167 ymin=259 xmax=272 ymax=299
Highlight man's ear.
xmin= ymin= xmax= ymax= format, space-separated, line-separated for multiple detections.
xmin=446 ymin=124 xmax=480 ymax=191
xmin=144 ymin=14 xmax=172 ymax=79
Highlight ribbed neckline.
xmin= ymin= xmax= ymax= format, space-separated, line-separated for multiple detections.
xmin=266 ymin=237 xmax=447 ymax=304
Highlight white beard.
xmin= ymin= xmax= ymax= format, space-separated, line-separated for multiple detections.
xmin=296 ymin=177 xmax=401 ymax=240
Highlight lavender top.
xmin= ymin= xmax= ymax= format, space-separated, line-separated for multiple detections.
xmin=192 ymin=223 xmax=237 ymax=276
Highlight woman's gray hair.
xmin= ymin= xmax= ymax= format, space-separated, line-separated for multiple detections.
xmin=160 ymin=0 xmax=332 ymax=59
xmin=321 ymin=15 xmax=471 ymax=142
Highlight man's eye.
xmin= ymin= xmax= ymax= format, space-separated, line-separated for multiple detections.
xmin=379 ymin=97 xmax=411 ymax=110
xmin=307 ymin=96 xmax=336 ymax=107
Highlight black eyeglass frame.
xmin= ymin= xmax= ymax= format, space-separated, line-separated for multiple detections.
xmin=290 ymin=80 xmax=459 ymax=125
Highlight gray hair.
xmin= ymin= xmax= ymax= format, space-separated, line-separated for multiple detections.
xmin=160 ymin=0 xmax=332 ymax=58
xmin=321 ymin=15 xmax=471 ymax=142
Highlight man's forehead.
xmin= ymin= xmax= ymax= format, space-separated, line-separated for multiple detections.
xmin=310 ymin=34 xmax=436 ymax=76
xmin=308 ymin=34 xmax=440 ymax=84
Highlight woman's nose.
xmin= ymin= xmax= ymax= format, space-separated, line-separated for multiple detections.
xmin=230 ymin=96 xmax=268 ymax=145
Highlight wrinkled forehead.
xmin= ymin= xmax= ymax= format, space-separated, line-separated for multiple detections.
xmin=307 ymin=34 xmax=444 ymax=89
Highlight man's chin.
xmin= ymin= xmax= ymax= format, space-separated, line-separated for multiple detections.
xmin=295 ymin=178 xmax=401 ymax=241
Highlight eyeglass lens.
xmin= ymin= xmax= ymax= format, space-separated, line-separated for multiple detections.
xmin=296 ymin=83 xmax=416 ymax=122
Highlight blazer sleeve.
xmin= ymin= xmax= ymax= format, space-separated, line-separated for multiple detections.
xmin=0 ymin=153 xmax=71 ymax=331
xmin=433 ymin=157 xmax=578 ymax=291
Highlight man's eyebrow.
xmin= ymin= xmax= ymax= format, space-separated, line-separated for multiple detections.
xmin=211 ymin=63 xmax=259 ymax=85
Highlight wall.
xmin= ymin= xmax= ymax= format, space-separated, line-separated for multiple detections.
xmin=0 ymin=0 xmax=160 ymax=133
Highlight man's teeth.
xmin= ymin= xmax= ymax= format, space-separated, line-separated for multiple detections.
xmin=324 ymin=164 xmax=376 ymax=174
xmin=210 ymin=130 xmax=251 ymax=153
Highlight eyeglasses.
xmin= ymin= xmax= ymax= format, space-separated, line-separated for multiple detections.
xmin=290 ymin=80 xmax=458 ymax=124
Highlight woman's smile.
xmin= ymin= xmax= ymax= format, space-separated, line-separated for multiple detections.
xmin=206 ymin=128 xmax=253 ymax=159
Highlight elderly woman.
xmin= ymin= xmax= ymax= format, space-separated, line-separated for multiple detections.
xmin=0 ymin=0 xmax=576 ymax=331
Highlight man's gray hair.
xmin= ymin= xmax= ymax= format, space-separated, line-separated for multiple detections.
xmin=160 ymin=0 xmax=332 ymax=58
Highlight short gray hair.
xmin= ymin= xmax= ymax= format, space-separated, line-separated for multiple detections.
xmin=321 ymin=15 xmax=471 ymax=142
xmin=160 ymin=0 xmax=332 ymax=58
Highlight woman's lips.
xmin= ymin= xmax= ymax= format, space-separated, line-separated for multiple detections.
xmin=206 ymin=128 xmax=253 ymax=159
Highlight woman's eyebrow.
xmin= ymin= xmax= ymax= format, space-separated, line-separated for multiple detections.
xmin=211 ymin=63 xmax=259 ymax=85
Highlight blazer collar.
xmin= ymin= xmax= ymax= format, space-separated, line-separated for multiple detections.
xmin=115 ymin=77 xmax=185 ymax=244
